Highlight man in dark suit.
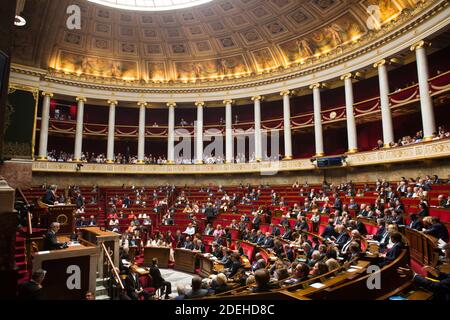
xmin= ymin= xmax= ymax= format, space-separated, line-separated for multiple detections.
xmin=204 ymin=204 xmax=216 ymax=225
xmin=407 ymin=214 xmax=422 ymax=230
xmin=321 ymin=219 xmax=338 ymax=240
xmin=43 ymin=222 xmax=67 ymax=251
xmin=182 ymin=236 xmax=194 ymax=250
xmin=261 ymin=232 xmax=274 ymax=248
xmin=194 ymin=240 xmax=206 ymax=253
xmin=281 ymin=226 xmax=292 ymax=240
xmin=333 ymin=194 xmax=342 ymax=212
xmin=184 ymin=276 xmax=209 ymax=299
xmin=42 ymin=185 xmax=57 ymax=205
xmin=252 ymin=213 xmax=261 ymax=230
xmin=227 ymin=253 xmax=243 ymax=278
xmin=372 ymin=220 xmax=386 ymax=241
xmin=125 ymin=268 xmax=152 ymax=300
xmin=17 ymin=269 xmax=46 ymax=300
xmin=149 ymin=258 xmax=171 ymax=299
xmin=379 ymin=232 xmax=404 ymax=266
xmin=255 ymin=231 xmax=266 ymax=246
xmin=424 ymin=217 xmax=449 ymax=242
xmin=332 ymin=225 xmax=350 ymax=249
xmin=270 ymin=224 xmax=281 ymax=237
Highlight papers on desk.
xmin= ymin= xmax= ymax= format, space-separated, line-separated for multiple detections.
xmin=347 ymin=268 xmax=358 ymax=273
xmin=68 ymin=242 xmax=81 ymax=247
xmin=350 ymin=265 xmax=363 ymax=269
xmin=36 ymin=250 xmax=51 ymax=255
xmin=438 ymin=239 xmax=447 ymax=249
xmin=309 ymin=282 xmax=325 ymax=289
xmin=367 ymin=240 xmax=380 ymax=245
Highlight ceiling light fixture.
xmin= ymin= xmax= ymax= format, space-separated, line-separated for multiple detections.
xmin=14 ymin=15 xmax=26 ymax=27
xmin=88 ymin=0 xmax=214 ymax=12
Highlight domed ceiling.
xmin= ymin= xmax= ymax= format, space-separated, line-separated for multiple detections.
xmin=12 ymin=0 xmax=425 ymax=84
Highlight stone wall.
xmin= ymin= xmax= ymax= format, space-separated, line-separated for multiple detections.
xmin=31 ymin=158 xmax=450 ymax=187
xmin=1 ymin=160 xmax=33 ymax=189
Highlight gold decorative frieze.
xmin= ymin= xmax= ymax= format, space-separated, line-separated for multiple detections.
xmin=32 ymin=139 xmax=450 ymax=175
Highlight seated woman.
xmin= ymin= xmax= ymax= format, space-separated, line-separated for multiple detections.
xmin=183 ymin=223 xmax=196 ymax=236
xmin=204 ymin=223 xmax=214 ymax=235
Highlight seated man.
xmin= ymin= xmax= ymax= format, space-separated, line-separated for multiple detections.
xmin=43 ymin=222 xmax=67 ymax=251
xmin=321 ymin=219 xmax=338 ymax=240
xmin=423 ymin=217 xmax=449 ymax=242
xmin=125 ymin=268 xmax=152 ymax=300
xmin=149 ymin=258 xmax=171 ymax=299
xmin=184 ymin=276 xmax=209 ymax=299
xmin=252 ymin=269 xmax=276 ymax=293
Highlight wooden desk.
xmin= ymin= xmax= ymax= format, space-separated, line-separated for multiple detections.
xmin=143 ymin=246 xmax=170 ymax=268
xmin=31 ymin=238 xmax=97 ymax=300
xmin=79 ymin=227 xmax=121 ymax=278
xmin=197 ymin=254 xmax=225 ymax=277
xmin=174 ymin=248 xmax=197 ymax=273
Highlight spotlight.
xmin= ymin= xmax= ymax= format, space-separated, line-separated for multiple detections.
xmin=14 ymin=15 xmax=26 ymax=27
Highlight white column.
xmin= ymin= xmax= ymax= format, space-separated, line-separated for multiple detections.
xmin=251 ymin=96 xmax=262 ymax=161
xmin=224 ymin=99 xmax=233 ymax=163
xmin=106 ymin=100 xmax=117 ymax=163
xmin=167 ymin=102 xmax=176 ymax=164
xmin=195 ymin=101 xmax=204 ymax=164
xmin=137 ymin=102 xmax=147 ymax=163
xmin=374 ymin=59 xmax=394 ymax=147
xmin=281 ymin=90 xmax=293 ymax=160
xmin=411 ymin=41 xmax=436 ymax=140
xmin=341 ymin=74 xmax=358 ymax=153
xmin=38 ymin=92 xmax=53 ymax=160
xmin=74 ymin=97 xmax=86 ymax=161
xmin=310 ymin=84 xmax=324 ymax=156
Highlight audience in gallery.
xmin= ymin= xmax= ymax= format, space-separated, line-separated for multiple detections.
xmin=373 ymin=126 xmax=449 ymax=150
xmin=37 ymin=172 xmax=449 ymax=300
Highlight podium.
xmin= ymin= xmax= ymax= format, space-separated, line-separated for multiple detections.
xmin=31 ymin=238 xmax=97 ymax=300
xmin=33 ymin=202 xmax=76 ymax=235
xmin=79 ymin=227 xmax=121 ymax=279
xmin=143 ymin=246 xmax=170 ymax=268
xmin=174 ymin=249 xmax=197 ymax=273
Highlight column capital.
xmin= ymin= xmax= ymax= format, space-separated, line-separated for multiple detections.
xmin=410 ymin=40 xmax=430 ymax=51
xmin=137 ymin=101 xmax=148 ymax=107
xmin=340 ymin=73 xmax=354 ymax=81
xmin=195 ymin=101 xmax=205 ymax=107
xmin=166 ymin=102 xmax=177 ymax=108
xmin=76 ymin=97 xmax=87 ymax=102
xmin=309 ymin=83 xmax=322 ymax=90
xmin=42 ymin=92 xmax=53 ymax=97
xmin=251 ymin=95 xmax=263 ymax=101
xmin=373 ymin=59 xmax=387 ymax=68
xmin=223 ymin=99 xmax=234 ymax=105
xmin=107 ymin=100 xmax=118 ymax=106
xmin=280 ymin=90 xmax=292 ymax=96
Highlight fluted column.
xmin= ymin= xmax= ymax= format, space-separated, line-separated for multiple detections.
xmin=38 ymin=92 xmax=53 ymax=160
xmin=195 ymin=101 xmax=204 ymax=164
xmin=411 ymin=41 xmax=435 ymax=140
xmin=74 ymin=97 xmax=86 ymax=161
xmin=137 ymin=102 xmax=147 ymax=164
xmin=341 ymin=73 xmax=358 ymax=153
xmin=374 ymin=59 xmax=394 ymax=147
xmin=106 ymin=100 xmax=117 ymax=163
xmin=309 ymin=84 xmax=324 ymax=157
xmin=251 ymin=96 xmax=262 ymax=161
xmin=224 ymin=99 xmax=233 ymax=163
xmin=281 ymin=90 xmax=293 ymax=160
xmin=167 ymin=102 xmax=176 ymax=164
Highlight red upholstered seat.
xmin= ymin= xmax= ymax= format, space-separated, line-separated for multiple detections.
xmin=240 ymin=242 xmax=255 ymax=261
xmin=139 ymin=275 xmax=156 ymax=295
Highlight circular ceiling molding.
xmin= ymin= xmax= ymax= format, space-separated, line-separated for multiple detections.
xmin=10 ymin=0 xmax=443 ymax=87
xmin=87 ymin=0 xmax=214 ymax=12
